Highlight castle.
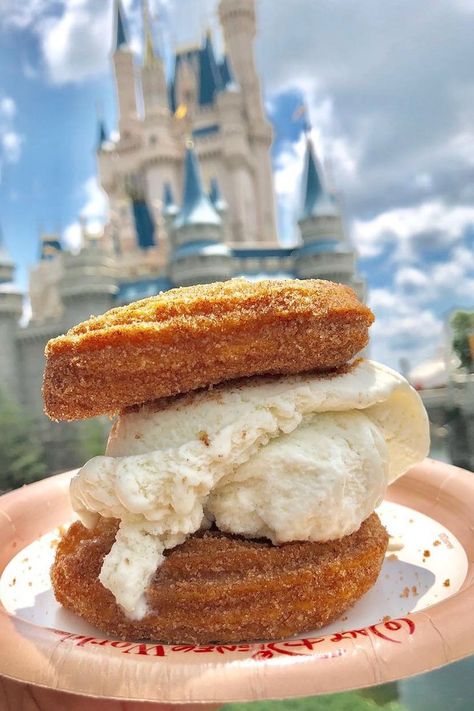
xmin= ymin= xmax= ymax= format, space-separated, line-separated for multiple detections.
xmin=0 ymin=0 xmax=364 ymax=472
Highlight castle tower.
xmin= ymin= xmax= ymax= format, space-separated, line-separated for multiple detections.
xmin=29 ymin=232 xmax=64 ymax=323
xmin=0 ymin=228 xmax=22 ymax=403
xmin=218 ymin=0 xmax=278 ymax=244
xmin=113 ymin=0 xmax=138 ymax=135
xmin=140 ymin=0 xmax=168 ymax=116
xmin=295 ymin=135 xmax=363 ymax=299
xmin=169 ymin=145 xmax=233 ymax=286
xmin=297 ymin=134 xmax=344 ymax=244
xmin=58 ymin=223 xmax=118 ymax=329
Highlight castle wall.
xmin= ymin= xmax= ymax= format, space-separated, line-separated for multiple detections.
xmin=16 ymin=329 xmax=52 ymax=417
xmin=0 ymin=292 xmax=22 ymax=403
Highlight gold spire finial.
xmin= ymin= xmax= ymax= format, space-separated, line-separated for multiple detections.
xmin=175 ymin=104 xmax=193 ymax=146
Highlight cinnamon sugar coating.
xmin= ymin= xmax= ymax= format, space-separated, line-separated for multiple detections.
xmin=43 ymin=279 xmax=374 ymax=421
xmin=51 ymin=513 xmax=388 ymax=644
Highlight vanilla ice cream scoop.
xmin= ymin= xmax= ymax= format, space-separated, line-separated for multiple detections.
xmin=70 ymin=359 xmax=429 ymax=618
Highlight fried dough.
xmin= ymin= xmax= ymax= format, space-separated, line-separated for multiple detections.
xmin=51 ymin=513 xmax=388 ymax=644
xmin=43 ymin=279 xmax=373 ymax=421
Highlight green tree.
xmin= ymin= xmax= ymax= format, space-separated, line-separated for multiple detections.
xmin=223 ymin=691 xmax=408 ymax=710
xmin=0 ymin=390 xmax=47 ymax=492
xmin=450 ymin=310 xmax=474 ymax=371
xmin=75 ymin=417 xmax=108 ymax=463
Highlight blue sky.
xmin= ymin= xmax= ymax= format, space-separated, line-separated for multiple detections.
xmin=0 ymin=0 xmax=474 ymax=370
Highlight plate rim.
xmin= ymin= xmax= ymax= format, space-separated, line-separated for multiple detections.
xmin=0 ymin=459 xmax=473 ymax=703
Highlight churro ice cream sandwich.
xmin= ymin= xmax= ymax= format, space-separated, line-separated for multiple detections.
xmin=44 ymin=278 xmax=429 ymax=643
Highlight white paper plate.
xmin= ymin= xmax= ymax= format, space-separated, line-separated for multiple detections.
xmin=0 ymin=459 xmax=473 ymax=703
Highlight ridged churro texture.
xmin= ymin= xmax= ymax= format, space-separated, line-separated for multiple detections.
xmin=51 ymin=513 xmax=388 ymax=644
xmin=43 ymin=279 xmax=374 ymax=421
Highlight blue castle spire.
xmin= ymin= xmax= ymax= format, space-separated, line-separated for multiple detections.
xmin=163 ymin=182 xmax=178 ymax=218
xmin=132 ymin=200 xmax=155 ymax=249
xmin=163 ymin=182 xmax=175 ymax=209
xmin=209 ymin=177 xmax=227 ymax=213
xmin=114 ymin=0 xmax=128 ymax=51
xmin=299 ymin=136 xmax=338 ymax=220
xmin=174 ymin=145 xmax=221 ymax=228
xmin=97 ymin=119 xmax=108 ymax=149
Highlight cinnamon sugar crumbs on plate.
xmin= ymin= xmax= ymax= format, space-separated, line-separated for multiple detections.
xmin=400 ymin=587 xmax=410 ymax=598
xmin=382 ymin=616 xmax=391 ymax=623
xmin=198 ymin=431 xmax=211 ymax=447
xmin=443 ymin=579 xmax=451 ymax=587
xmin=387 ymin=553 xmax=399 ymax=561
xmin=433 ymin=540 xmax=441 ymax=546
xmin=423 ymin=549 xmax=431 ymax=557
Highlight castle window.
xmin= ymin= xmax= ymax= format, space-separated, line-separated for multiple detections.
xmin=149 ymin=135 xmax=157 ymax=146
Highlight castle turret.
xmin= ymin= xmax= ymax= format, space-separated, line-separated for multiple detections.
xmin=39 ymin=232 xmax=63 ymax=261
xmin=297 ymin=134 xmax=342 ymax=243
xmin=170 ymin=145 xmax=232 ymax=286
xmin=0 ymin=228 xmax=22 ymax=402
xmin=295 ymin=135 xmax=362 ymax=296
xmin=218 ymin=0 xmax=277 ymax=244
xmin=218 ymin=0 xmax=263 ymax=120
xmin=140 ymin=0 xmax=168 ymax=116
xmin=113 ymin=0 xmax=138 ymax=135
xmin=29 ymin=232 xmax=63 ymax=323
xmin=58 ymin=224 xmax=117 ymax=329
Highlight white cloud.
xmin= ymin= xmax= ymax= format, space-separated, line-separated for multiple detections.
xmin=40 ymin=0 xmax=113 ymax=84
xmin=367 ymin=237 xmax=474 ymax=369
xmin=15 ymin=0 xmax=219 ymax=85
xmin=374 ymin=311 xmax=444 ymax=370
xmin=20 ymin=297 xmax=32 ymax=328
xmin=0 ymin=0 xmax=135 ymax=84
xmin=0 ymin=97 xmax=16 ymax=119
xmin=394 ymin=266 xmax=430 ymax=292
xmin=368 ymin=288 xmax=445 ymax=370
xmin=352 ymin=201 xmax=474 ymax=259
xmin=81 ymin=175 xmax=109 ymax=221
xmin=62 ymin=222 xmax=82 ymax=252
xmin=1 ymin=132 xmax=23 ymax=163
xmin=0 ymin=93 xmax=23 ymax=178
xmin=0 ymin=0 xmax=50 ymax=29
xmin=63 ymin=175 xmax=109 ymax=250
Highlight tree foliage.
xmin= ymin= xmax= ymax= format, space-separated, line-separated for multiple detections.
xmin=0 ymin=390 xmax=48 ymax=492
xmin=450 ymin=310 xmax=474 ymax=371
xmin=223 ymin=690 xmax=407 ymax=710
xmin=75 ymin=417 xmax=108 ymax=463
